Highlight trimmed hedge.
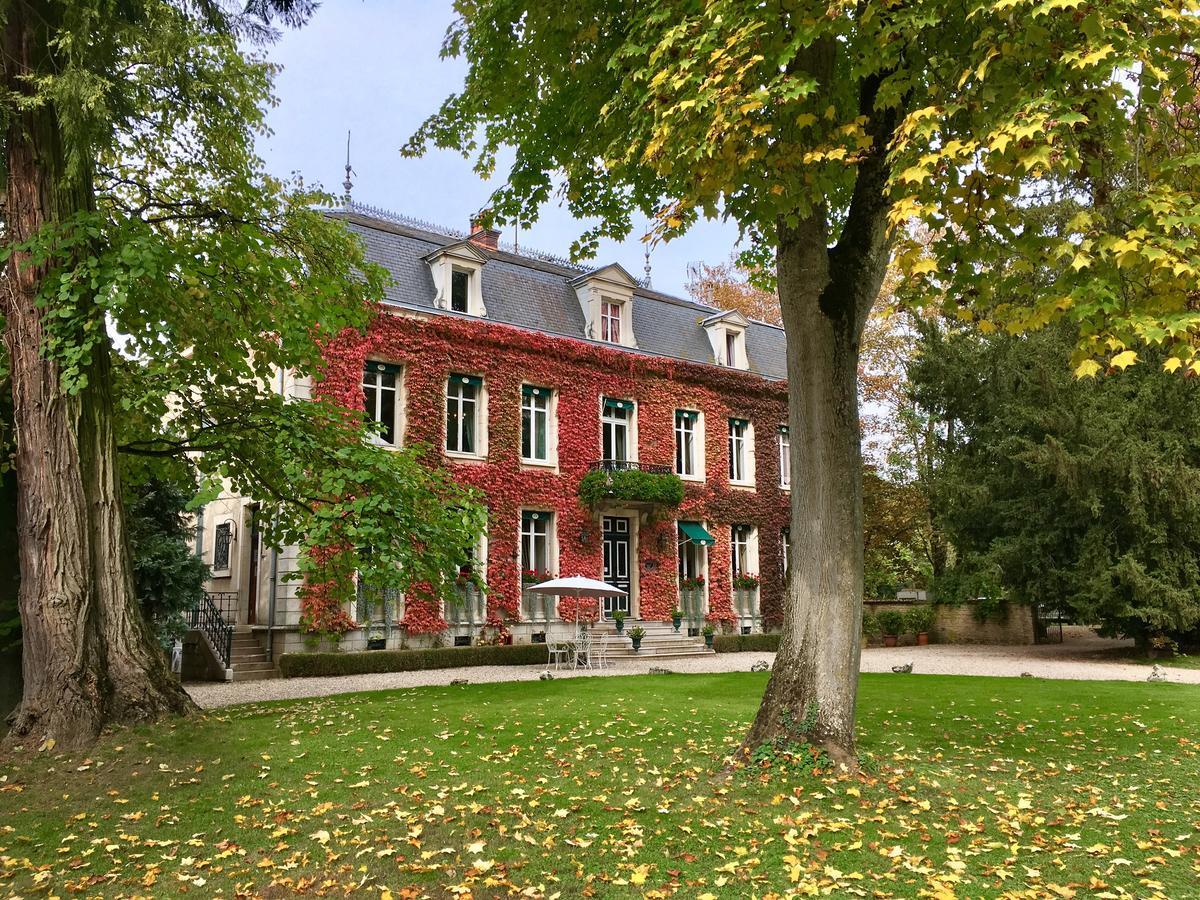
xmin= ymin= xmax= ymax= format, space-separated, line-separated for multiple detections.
xmin=712 ymin=632 xmax=781 ymax=653
xmin=279 ymin=643 xmax=550 ymax=678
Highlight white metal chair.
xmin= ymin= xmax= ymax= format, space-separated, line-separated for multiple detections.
xmin=574 ymin=626 xmax=593 ymax=670
xmin=547 ymin=640 xmax=571 ymax=670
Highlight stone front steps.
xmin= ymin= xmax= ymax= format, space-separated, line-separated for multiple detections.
xmin=588 ymin=620 xmax=714 ymax=660
xmin=229 ymin=631 xmax=279 ymax=682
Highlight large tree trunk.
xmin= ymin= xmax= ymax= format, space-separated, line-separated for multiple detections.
xmin=2 ymin=0 xmax=194 ymax=751
xmin=744 ymin=221 xmax=871 ymax=768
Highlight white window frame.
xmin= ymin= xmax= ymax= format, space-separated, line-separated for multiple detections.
xmin=731 ymin=524 xmax=759 ymax=577
xmin=521 ymin=385 xmax=556 ymax=466
xmin=600 ymin=300 xmax=623 ymax=343
xmin=362 ymin=361 xmax=404 ymax=447
xmin=675 ymin=410 xmax=698 ymax=478
xmin=728 ymin=418 xmax=755 ymax=486
xmin=601 ymin=398 xmax=636 ymax=464
xmin=450 ymin=267 xmax=472 ymax=313
xmin=445 ymin=374 xmax=487 ymax=458
xmin=520 ymin=510 xmax=556 ymax=580
xmin=781 ymin=527 xmax=791 ymax=581
xmin=778 ymin=426 xmax=791 ymax=489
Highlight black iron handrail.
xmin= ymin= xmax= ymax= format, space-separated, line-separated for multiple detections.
xmin=589 ymin=459 xmax=674 ymax=475
xmin=205 ymin=591 xmax=238 ymax=621
xmin=190 ymin=593 xmax=233 ymax=669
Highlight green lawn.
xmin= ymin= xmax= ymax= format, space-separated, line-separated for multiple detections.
xmin=2 ymin=674 xmax=1198 ymax=898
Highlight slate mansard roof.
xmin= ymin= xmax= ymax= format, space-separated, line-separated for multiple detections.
xmin=330 ymin=207 xmax=789 ymax=381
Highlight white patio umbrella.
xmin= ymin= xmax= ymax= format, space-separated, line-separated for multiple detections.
xmin=526 ymin=575 xmax=627 ymax=634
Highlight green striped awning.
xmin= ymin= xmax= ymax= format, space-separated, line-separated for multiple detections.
xmin=678 ymin=521 xmax=716 ymax=546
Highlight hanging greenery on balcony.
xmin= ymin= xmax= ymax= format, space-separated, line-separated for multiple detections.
xmin=577 ymin=468 xmax=684 ymax=509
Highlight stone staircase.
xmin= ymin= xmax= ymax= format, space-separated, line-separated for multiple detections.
xmin=590 ymin=619 xmax=714 ymax=661
xmin=228 ymin=630 xmax=279 ymax=682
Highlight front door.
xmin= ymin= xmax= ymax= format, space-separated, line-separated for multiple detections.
xmin=602 ymin=516 xmax=632 ymax=618
xmin=246 ymin=508 xmax=261 ymax=625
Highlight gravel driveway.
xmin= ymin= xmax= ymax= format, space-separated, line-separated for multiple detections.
xmin=185 ymin=627 xmax=1197 ymax=710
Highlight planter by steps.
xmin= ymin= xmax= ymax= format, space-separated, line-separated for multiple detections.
xmin=628 ymin=627 xmax=645 ymax=652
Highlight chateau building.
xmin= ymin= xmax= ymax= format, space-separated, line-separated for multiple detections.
xmin=197 ymin=203 xmax=792 ymax=657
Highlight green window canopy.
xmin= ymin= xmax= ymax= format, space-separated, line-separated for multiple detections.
xmin=452 ymin=373 xmax=483 ymax=388
xmin=604 ymin=397 xmax=634 ymax=412
xmin=678 ymin=521 xmax=716 ymax=547
xmin=366 ymin=360 xmax=402 ymax=376
xmin=676 ymin=409 xmax=699 ymax=423
xmin=778 ymin=424 xmax=789 ymax=435
xmin=522 ymin=384 xmax=549 ymax=398
xmin=729 ymin=417 xmax=750 ymax=429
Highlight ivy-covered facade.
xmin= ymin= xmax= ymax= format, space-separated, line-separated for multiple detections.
xmin=199 ymin=206 xmax=793 ymax=651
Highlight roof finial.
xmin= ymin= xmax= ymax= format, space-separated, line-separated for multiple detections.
xmin=643 ymin=245 xmax=652 ymax=288
xmin=343 ymin=130 xmax=354 ymax=208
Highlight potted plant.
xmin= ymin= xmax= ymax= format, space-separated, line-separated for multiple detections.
xmin=907 ymin=605 xmax=936 ymax=646
xmin=877 ymin=610 xmax=905 ymax=647
xmin=366 ymin=624 xmax=387 ymax=651
xmin=861 ymin=610 xmax=881 ymax=649
xmin=612 ymin=608 xmax=626 ymax=635
xmin=670 ymin=607 xmax=683 ymax=632
xmin=702 ymin=622 xmax=715 ymax=648
xmin=628 ymin=625 xmax=646 ymax=651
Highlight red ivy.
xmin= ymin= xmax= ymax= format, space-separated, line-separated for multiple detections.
xmin=311 ymin=310 xmax=791 ymax=633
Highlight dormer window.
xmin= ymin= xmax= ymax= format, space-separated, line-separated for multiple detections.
xmin=424 ymin=241 xmax=488 ymax=318
xmin=702 ymin=310 xmax=751 ymax=370
xmin=572 ymin=264 xmax=639 ymax=348
xmin=600 ymin=300 xmax=622 ymax=343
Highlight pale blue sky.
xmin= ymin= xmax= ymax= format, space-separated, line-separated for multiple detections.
xmin=255 ymin=1 xmax=742 ymax=298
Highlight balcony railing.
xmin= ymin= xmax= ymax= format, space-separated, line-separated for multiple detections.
xmin=522 ymin=587 xmax=556 ymax=623
xmin=589 ymin=459 xmax=674 ymax=475
xmin=447 ymin=583 xmax=487 ymax=628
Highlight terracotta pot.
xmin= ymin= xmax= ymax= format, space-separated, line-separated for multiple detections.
xmin=916 ymin=632 xmax=929 ymax=646
xmin=883 ymin=634 xmax=898 ymax=647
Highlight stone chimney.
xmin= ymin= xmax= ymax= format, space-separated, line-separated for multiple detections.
xmin=468 ymin=217 xmax=500 ymax=251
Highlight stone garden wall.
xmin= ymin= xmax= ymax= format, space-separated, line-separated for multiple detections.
xmin=865 ymin=599 xmax=1038 ymax=645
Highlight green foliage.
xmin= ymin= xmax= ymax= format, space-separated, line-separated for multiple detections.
xmin=611 ymin=609 xmax=625 ymax=623
xmin=912 ymin=323 xmax=1200 ymax=644
xmin=410 ymin=0 xmax=1200 ymax=370
xmin=861 ymin=611 xmax=882 ymax=640
xmin=712 ymin=633 xmax=780 ymax=653
xmin=904 ymin=605 xmax=936 ymax=635
xmin=277 ymin=643 xmax=549 ymax=678
xmin=122 ymin=473 xmax=209 ymax=649
xmin=577 ymin=469 xmax=684 ymax=509
xmin=876 ymin=610 xmax=906 ymax=637
xmin=627 ymin=626 xmax=646 ymax=641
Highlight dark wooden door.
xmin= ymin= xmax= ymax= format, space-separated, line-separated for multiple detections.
xmin=602 ymin=516 xmax=631 ymax=618
xmin=246 ymin=508 xmax=261 ymax=625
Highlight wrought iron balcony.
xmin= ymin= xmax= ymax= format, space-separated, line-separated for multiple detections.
xmin=589 ymin=459 xmax=674 ymax=475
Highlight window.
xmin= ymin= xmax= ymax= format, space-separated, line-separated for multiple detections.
xmin=729 ymin=418 xmax=750 ymax=483
xmin=521 ymin=385 xmax=552 ymax=463
xmin=678 ymin=523 xmax=706 ymax=584
xmin=446 ymin=373 xmax=483 ymax=455
xmin=731 ymin=524 xmax=753 ymax=576
xmin=675 ymin=410 xmax=698 ymax=477
xmin=213 ymin=521 xmax=233 ymax=573
xmin=726 ymin=332 xmax=738 ymax=366
xmin=450 ymin=269 xmax=470 ymax=313
xmin=781 ymin=527 xmax=791 ymax=580
xmin=778 ymin=425 xmax=791 ymax=488
xmin=601 ymin=398 xmax=633 ymax=464
xmin=362 ymin=362 xmax=401 ymax=445
xmin=521 ymin=510 xmax=553 ymax=579
xmin=600 ymin=300 xmax=622 ymax=343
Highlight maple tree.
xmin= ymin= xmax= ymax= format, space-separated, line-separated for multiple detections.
xmin=408 ymin=0 xmax=1199 ymax=763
